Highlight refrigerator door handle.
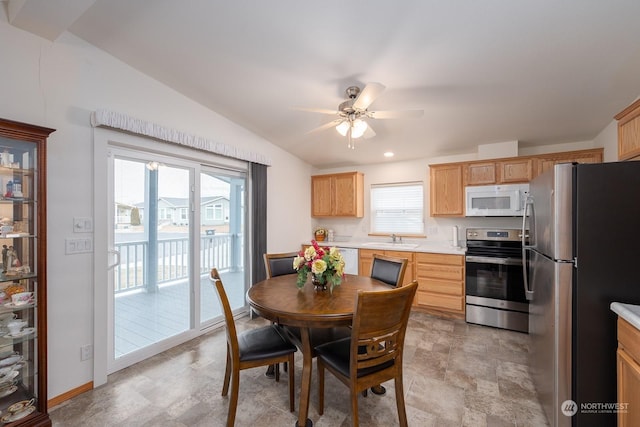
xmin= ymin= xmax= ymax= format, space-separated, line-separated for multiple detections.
xmin=522 ymin=196 xmax=534 ymax=300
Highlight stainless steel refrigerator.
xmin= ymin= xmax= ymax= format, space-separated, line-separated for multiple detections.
xmin=523 ymin=161 xmax=640 ymax=427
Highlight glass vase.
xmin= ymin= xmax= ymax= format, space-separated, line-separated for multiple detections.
xmin=311 ymin=274 xmax=327 ymax=291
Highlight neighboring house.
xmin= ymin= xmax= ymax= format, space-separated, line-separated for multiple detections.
xmin=128 ymin=196 xmax=230 ymax=227
xmin=115 ymin=202 xmax=137 ymax=228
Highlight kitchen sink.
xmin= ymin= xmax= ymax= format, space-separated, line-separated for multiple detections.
xmin=360 ymin=242 xmax=419 ymax=249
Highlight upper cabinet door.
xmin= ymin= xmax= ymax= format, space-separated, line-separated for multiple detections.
xmin=311 ymin=172 xmax=363 ymax=217
xmin=615 ymin=99 xmax=640 ymax=161
xmin=465 ymin=162 xmax=496 ymax=185
xmin=498 ymin=158 xmax=532 ymax=183
xmin=311 ymin=174 xmax=333 ymax=216
xmin=430 ymin=164 xmax=464 ymax=217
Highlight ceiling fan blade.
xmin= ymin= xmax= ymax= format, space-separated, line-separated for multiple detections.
xmin=353 ymin=82 xmax=386 ymax=110
xmin=293 ymin=107 xmax=340 ymax=115
xmin=306 ymin=118 xmax=344 ymax=135
xmin=363 ymin=124 xmax=376 ymax=139
xmin=368 ymin=109 xmax=424 ymax=119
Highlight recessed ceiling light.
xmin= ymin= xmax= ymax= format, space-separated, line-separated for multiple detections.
xmin=383 ymin=152 xmax=394 ymax=158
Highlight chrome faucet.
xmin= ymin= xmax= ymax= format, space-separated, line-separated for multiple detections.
xmin=390 ymin=234 xmax=402 ymax=243
xmin=391 ymin=234 xmax=397 ymax=243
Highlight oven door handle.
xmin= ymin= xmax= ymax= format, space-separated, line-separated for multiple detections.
xmin=465 ymin=255 xmax=522 ymax=266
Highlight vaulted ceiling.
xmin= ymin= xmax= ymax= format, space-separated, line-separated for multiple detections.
xmin=6 ymin=0 xmax=640 ymax=167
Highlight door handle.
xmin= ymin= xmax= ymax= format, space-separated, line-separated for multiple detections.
xmin=522 ymin=196 xmax=534 ymax=300
xmin=108 ymin=249 xmax=120 ymax=270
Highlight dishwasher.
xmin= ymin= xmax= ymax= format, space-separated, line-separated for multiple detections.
xmin=336 ymin=247 xmax=359 ymax=275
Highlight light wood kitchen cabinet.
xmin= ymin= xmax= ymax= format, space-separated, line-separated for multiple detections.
xmin=358 ymin=248 xmax=414 ymax=285
xmin=465 ymin=162 xmax=496 ymax=185
xmin=498 ymin=158 xmax=533 ymax=182
xmin=534 ymin=148 xmax=603 ymax=177
xmin=615 ymin=99 xmax=640 ymax=161
xmin=464 ymin=159 xmax=532 ymax=185
xmin=414 ymin=252 xmax=465 ymax=318
xmin=311 ymin=171 xmax=364 ymax=217
xmin=616 ymin=317 xmax=640 ymax=427
xmin=429 ymin=163 xmax=464 ymax=217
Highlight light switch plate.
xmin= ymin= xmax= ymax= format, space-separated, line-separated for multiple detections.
xmin=73 ymin=217 xmax=93 ymax=233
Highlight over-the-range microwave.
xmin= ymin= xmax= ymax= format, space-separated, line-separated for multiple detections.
xmin=465 ymin=183 xmax=529 ymax=217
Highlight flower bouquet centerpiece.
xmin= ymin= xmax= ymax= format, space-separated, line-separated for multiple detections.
xmin=293 ymin=240 xmax=345 ymax=292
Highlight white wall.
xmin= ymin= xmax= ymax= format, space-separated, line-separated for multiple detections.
xmin=0 ymin=16 xmax=312 ymax=399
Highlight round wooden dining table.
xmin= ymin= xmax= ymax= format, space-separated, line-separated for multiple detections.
xmin=247 ymin=274 xmax=390 ymax=427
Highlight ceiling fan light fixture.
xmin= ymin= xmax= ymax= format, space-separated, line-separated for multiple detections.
xmin=351 ymin=119 xmax=368 ymax=139
xmin=336 ymin=121 xmax=350 ymax=136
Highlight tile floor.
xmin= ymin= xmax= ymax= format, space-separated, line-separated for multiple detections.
xmin=49 ymin=312 xmax=549 ymax=426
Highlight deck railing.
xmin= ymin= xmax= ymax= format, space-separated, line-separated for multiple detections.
xmin=114 ymin=234 xmax=242 ymax=293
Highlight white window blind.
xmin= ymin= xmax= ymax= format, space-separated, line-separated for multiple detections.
xmin=370 ymin=182 xmax=424 ymax=234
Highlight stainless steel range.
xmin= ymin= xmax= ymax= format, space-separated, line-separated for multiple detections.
xmin=465 ymin=228 xmax=528 ymax=333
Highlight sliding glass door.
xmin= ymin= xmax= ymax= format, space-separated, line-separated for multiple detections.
xmin=107 ymin=148 xmax=248 ymax=374
xmin=199 ymin=168 xmax=246 ymax=324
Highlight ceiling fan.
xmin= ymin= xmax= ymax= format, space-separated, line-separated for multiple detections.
xmin=297 ymin=82 xmax=423 ymax=149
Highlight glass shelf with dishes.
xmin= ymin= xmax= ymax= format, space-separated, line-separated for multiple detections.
xmin=0 ymin=118 xmax=53 ymax=426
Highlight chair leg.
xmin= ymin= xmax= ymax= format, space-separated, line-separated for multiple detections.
xmin=222 ymin=347 xmax=231 ymax=396
xmin=227 ymin=367 xmax=240 ymax=427
xmin=394 ymin=375 xmax=408 ymax=427
xmin=275 ymin=362 xmax=280 ymax=382
xmin=265 ymin=364 xmax=275 ymax=378
xmin=351 ymin=387 xmax=359 ymax=427
xmin=288 ymin=354 xmax=295 ymax=412
xmin=317 ymin=360 xmax=325 ymax=415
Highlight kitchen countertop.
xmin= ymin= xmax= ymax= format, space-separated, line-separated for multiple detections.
xmin=611 ymin=302 xmax=640 ymax=330
xmin=312 ymin=240 xmax=466 ymax=256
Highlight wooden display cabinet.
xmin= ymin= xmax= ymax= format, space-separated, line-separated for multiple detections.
xmin=0 ymin=118 xmax=53 ymax=426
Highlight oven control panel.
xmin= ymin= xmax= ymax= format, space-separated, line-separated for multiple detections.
xmin=466 ymin=228 xmax=527 ymax=242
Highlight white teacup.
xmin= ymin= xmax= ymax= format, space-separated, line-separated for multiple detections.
xmin=6 ymin=320 xmax=27 ymax=336
xmin=11 ymin=292 xmax=33 ymax=306
xmin=0 ymin=312 xmax=16 ymax=326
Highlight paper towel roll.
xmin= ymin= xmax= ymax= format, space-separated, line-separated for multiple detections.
xmin=452 ymin=225 xmax=459 ymax=248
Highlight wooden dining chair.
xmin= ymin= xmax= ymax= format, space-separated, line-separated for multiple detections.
xmin=370 ymin=253 xmax=408 ymax=288
xmin=262 ymin=251 xmax=298 ymax=378
xmin=210 ymin=268 xmax=297 ymax=426
xmin=314 ymin=281 xmax=418 ymax=427
xmin=263 ymin=252 xmax=351 ymax=367
xmin=368 ymin=253 xmax=409 ymax=396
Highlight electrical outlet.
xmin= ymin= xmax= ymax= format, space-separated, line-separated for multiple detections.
xmin=80 ymin=344 xmax=93 ymax=361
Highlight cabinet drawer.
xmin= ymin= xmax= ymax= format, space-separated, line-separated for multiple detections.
xmin=418 ymin=279 xmax=463 ymax=296
xmin=384 ymin=250 xmax=414 ymax=261
xmin=416 ymin=264 xmax=463 ymax=281
xmin=619 ymin=318 xmax=640 ymax=363
xmin=415 ymin=252 xmax=464 ymax=266
xmin=416 ymin=291 xmax=464 ymax=311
